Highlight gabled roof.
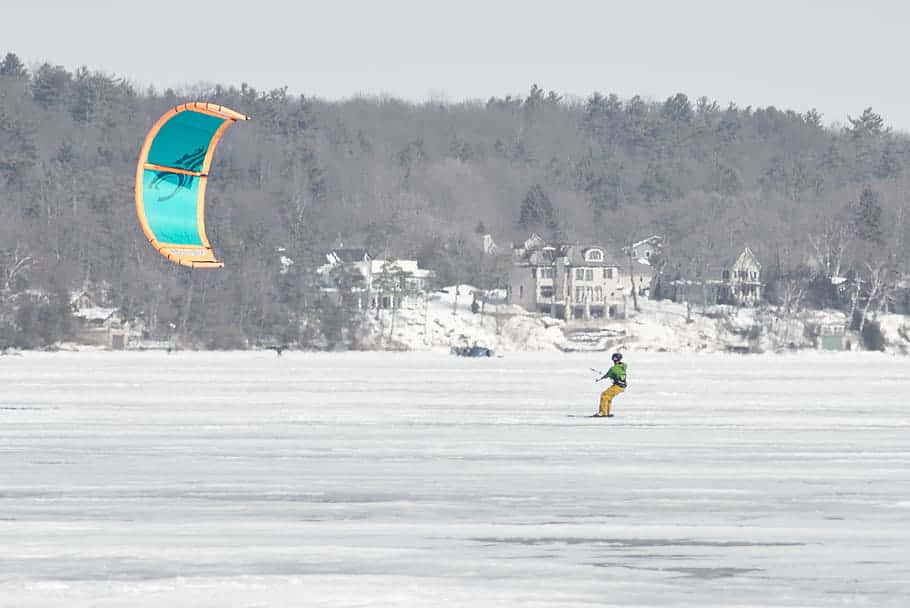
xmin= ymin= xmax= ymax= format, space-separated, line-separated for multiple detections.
xmin=73 ymin=306 xmax=119 ymax=322
xmin=732 ymin=247 xmax=762 ymax=272
xmin=561 ymin=244 xmax=623 ymax=267
xmin=623 ymin=235 xmax=664 ymax=251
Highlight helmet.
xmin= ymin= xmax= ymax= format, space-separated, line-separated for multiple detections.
xmin=611 ymin=352 xmax=622 ymax=363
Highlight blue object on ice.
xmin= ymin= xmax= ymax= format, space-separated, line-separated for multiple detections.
xmin=452 ymin=345 xmax=493 ymax=357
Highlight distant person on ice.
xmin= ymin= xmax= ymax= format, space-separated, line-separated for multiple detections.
xmin=596 ymin=352 xmax=627 ymax=417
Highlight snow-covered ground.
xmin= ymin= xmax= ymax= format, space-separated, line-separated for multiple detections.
xmin=1 ymin=351 xmax=909 ymax=607
xmin=364 ymin=285 xmax=910 ymax=354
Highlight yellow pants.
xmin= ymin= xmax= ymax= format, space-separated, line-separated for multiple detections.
xmin=599 ymin=384 xmax=624 ymax=416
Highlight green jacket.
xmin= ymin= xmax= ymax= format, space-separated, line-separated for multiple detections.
xmin=601 ymin=362 xmax=627 ymax=388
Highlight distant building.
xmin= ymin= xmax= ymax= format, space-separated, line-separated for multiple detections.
xmin=667 ymin=247 xmax=764 ymax=306
xmin=724 ymin=247 xmax=763 ymax=305
xmin=69 ymin=291 xmax=140 ymax=349
xmin=508 ymin=238 xmax=627 ymax=320
xmin=819 ymin=323 xmax=847 ymax=351
xmin=622 ymin=235 xmax=664 ymax=262
xmin=368 ymin=259 xmax=433 ymax=309
xmin=318 ymin=249 xmax=433 ymax=309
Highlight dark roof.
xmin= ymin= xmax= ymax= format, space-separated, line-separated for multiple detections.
xmin=562 ymin=244 xmax=623 ymax=267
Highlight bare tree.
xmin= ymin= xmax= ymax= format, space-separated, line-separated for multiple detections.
xmin=857 ymin=261 xmax=889 ymax=336
xmin=808 ymin=218 xmax=852 ymax=279
xmin=1 ymin=243 xmax=33 ymax=292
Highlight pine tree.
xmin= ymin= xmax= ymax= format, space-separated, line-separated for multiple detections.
xmin=518 ymin=184 xmax=559 ymax=237
xmin=853 ymin=186 xmax=884 ymax=243
xmin=0 ymin=53 xmax=28 ymax=79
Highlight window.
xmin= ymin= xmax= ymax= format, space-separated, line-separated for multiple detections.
xmin=531 ymin=267 xmax=537 ymax=278
xmin=540 ymin=286 xmax=554 ymax=298
xmin=595 ymin=287 xmax=602 ymax=301
xmin=575 ymin=269 xmax=584 ymax=280
xmin=585 ymin=269 xmax=593 ymax=281
xmin=519 ymin=285 xmax=524 ymax=299
xmin=575 ymin=287 xmax=583 ymax=302
xmin=586 ymin=249 xmax=603 ymax=261
xmin=605 ymin=268 xmax=613 ymax=279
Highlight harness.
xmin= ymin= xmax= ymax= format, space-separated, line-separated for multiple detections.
xmin=609 ymin=362 xmax=627 ymax=388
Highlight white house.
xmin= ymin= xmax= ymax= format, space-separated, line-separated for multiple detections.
xmin=318 ymin=249 xmax=434 ymax=309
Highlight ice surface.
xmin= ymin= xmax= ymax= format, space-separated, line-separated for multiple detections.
xmin=1 ymin=351 xmax=909 ymax=606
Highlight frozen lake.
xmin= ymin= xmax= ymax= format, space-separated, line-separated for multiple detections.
xmin=1 ymin=351 xmax=908 ymax=607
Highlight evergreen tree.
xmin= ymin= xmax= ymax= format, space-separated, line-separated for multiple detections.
xmin=853 ymin=186 xmax=884 ymax=243
xmin=31 ymin=63 xmax=72 ymax=109
xmin=518 ymin=184 xmax=559 ymax=237
xmin=846 ymin=107 xmax=887 ymax=140
xmin=0 ymin=53 xmax=28 ymax=79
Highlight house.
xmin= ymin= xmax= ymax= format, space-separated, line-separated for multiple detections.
xmin=617 ymin=236 xmax=662 ymax=298
xmin=368 ymin=259 xmax=434 ymax=309
xmin=511 ymin=233 xmax=546 ymax=258
xmin=70 ymin=291 xmax=97 ymax=310
xmin=508 ymin=238 xmax=627 ymax=320
xmin=318 ymin=249 xmax=434 ymax=309
xmin=622 ymin=235 xmax=664 ymax=263
xmin=667 ymin=247 xmax=764 ymax=307
xmin=70 ymin=291 xmax=140 ymax=349
xmin=723 ymin=247 xmax=763 ymax=305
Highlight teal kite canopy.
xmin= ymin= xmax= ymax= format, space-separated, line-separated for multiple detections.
xmin=135 ymin=102 xmax=249 ymax=268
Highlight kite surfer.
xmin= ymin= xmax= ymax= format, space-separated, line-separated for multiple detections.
xmin=595 ymin=352 xmax=627 ymax=417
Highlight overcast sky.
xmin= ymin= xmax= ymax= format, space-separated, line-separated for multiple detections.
xmin=2 ymin=0 xmax=907 ymax=130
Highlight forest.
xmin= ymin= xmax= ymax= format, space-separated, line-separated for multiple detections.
xmin=1 ymin=50 xmax=908 ymax=349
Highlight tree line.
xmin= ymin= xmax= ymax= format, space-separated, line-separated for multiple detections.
xmin=1 ymin=52 xmax=907 ymax=349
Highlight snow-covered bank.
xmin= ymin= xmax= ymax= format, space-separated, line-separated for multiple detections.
xmin=360 ymin=285 xmax=910 ymax=355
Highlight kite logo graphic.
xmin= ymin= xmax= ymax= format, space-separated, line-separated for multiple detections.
xmin=150 ymin=147 xmax=206 ymax=201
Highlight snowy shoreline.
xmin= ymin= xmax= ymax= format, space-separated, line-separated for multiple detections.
xmin=41 ymin=285 xmax=910 ymax=356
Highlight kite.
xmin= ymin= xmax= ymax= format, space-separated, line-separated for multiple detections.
xmin=135 ymin=102 xmax=249 ymax=268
